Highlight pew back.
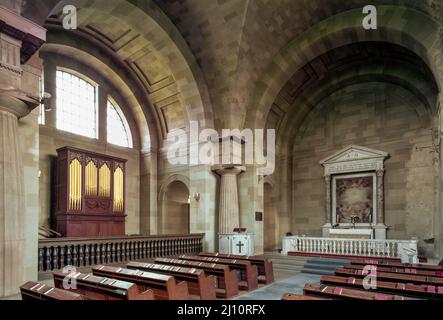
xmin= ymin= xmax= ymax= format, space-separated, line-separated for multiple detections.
xmin=199 ymin=252 xmax=274 ymax=284
xmin=127 ymin=262 xmax=217 ymax=300
xmin=20 ymin=281 xmax=85 ymax=300
xmin=53 ymin=271 xmax=153 ymax=300
xmin=178 ymin=255 xmax=258 ymax=290
xmin=92 ymin=265 xmax=188 ymax=300
xmin=155 ymin=258 xmax=239 ymax=298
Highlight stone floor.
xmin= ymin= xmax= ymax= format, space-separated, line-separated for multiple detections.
xmin=235 ymin=273 xmax=322 ymax=300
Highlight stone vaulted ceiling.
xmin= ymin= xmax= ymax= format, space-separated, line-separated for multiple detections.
xmin=155 ymin=0 xmax=443 ymax=128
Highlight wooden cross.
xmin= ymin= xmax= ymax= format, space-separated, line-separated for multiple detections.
xmin=236 ymin=241 xmax=244 ymax=254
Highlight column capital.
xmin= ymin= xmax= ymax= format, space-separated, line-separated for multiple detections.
xmin=376 ymin=169 xmax=385 ymax=177
xmin=0 ymin=91 xmax=40 ymax=118
xmin=212 ymin=164 xmax=246 ymax=176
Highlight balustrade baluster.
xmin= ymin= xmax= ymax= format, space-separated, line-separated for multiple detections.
xmin=90 ymin=244 xmax=96 ymax=265
xmin=38 ymin=248 xmax=44 ymax=272
xmin=53 ymin=247 xmax=59 ymax=270
xmin=60 ymin=246 xmax=66 ymax=269
xmin=72 ymin=246 xmax=78 ymax=267
xmin=84 ymin=245 xmax=90 ymax=266
xmin=45 ymin=247 xmax=52 ymax=271
xmin=79 ymin=245 xmax=84 ymax=267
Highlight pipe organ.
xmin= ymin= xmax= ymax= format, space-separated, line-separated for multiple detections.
xmin=54 ymin=147 xmax=127 ymax=237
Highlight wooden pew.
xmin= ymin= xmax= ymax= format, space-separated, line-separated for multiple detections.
xmin=351 ymin=259 xmax=443 ymax=272
xmin=127 ymin=262 xmax=217 ymax=300
xmin=178 ymin=255 xmax=258 ymax=291
xmin=155 ymin=257 xmax=239 ymax=298
xmin=335 ymin=268 xmax=443 ymax=286
xmin=199 ymin=252 xmax=274 ymax=284
xmin=321 ymin=275 xmax=443 ymax=300
xmin=282 ymin=293 xmax=331 ymax=300
xmin=92 ymin=265 xmax=189 ymax=300
xmin=343 ymin=263 xmax=443 ymax=277
xmin=53 ymin=271 xmax=154 ymax=300
xmin=20 ymin=281 xmax=86 ymax=300
xmin=303 ymin=283 xmax=419 ymax=300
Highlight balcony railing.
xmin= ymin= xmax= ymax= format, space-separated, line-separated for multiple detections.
xmin=38 ymin=234 xmax=205 ymax=274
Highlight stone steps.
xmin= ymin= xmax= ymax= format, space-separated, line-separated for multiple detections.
xmin=264 ymin=253 xmax=350 ymax=278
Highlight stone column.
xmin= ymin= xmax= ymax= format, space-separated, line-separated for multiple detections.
xmin=213 ymin=165 xmax=245 ymax=234
xmin=376 ymin=170 xmax=385 ymax=224
xmin=0 ymin=95 xmax=37 ymax=297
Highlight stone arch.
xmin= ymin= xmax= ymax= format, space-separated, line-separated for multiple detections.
xmin=247 ymin=6 xmax=443 ymax=131
xmin=158 ymin=174 xmax=191 ymax=234
xmin=23 ymin=0 xmax=214 ymax=140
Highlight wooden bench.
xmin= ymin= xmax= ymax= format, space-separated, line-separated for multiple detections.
xmin=20 ymin=281 xmax=86 ymax=300
xmin=92 ymin=265 xmax=189 ymax=300
xmin=155 ymin=257 xmax=239 ymax=298
xmin=282 ymin=293 xmax=330 ymax=300
xmin=303 ymin=283 xmax=419 ymax=300
xmin=321 ymin=275 xmax=443 ymax=300
xmin=351 ymin=259 xmax=443 ymax=272
xmin=199 ymin=252 xmax=274 ymax=284
xmin=178 ymin=255 xmax=258 ymax=291
xmin=335 ymin=268 xmax=443 ymax=286
xmin=53 ymin=271 xmax=154 ymax=300
xmin=127 ymin=262 xmax=217 ymax=300
xmin=343 ymin=263 xmax=443 ymax=277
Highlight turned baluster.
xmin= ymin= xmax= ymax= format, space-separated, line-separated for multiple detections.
xmin=84 ymin=245 xmax=90 ymax=266
xmin=90 ymin=244 xmax=96 ymax=265
xmin=122 ymin=242 xmax=128 ymax=261
xmin=59 ymin=246 xmax=66 ymax=269
xmin=154 ymin=240 xmax=158 ymax=257
xmin=110 ymin=243 xmax=115 ymax=263
xmin=96 ymin=244 xmax=102 ymax=264
xmin=72 ymin=246 xmax=78 ymax=267
xmin=140 ymin=242 xmax=146 ymax=259
xmin=53 ymin=246 xmax=59 ymax=270
xmin=78 ymin=245 xmax=84 ymax=267
xmin=38 ymin=248 xmax=44 ymax=272
xmin=105 ymin=243 xmax=111 ymax=263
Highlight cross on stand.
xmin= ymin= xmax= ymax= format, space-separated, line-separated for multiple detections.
xmin=236 ymin=241 xmax=245 ymax=254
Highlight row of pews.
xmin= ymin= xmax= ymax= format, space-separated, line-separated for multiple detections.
xmin=20 ymin=252 xmax=274 ymax=301
xmin=283 ymin=258 xmax=443 ymax=300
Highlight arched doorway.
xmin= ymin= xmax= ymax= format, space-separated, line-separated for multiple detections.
xmin=162 ymin=181 xmax=190 ymax=235
xmin=264 ymin=183 xmax=279 ymax=252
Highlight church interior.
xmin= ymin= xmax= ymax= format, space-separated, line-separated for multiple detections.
xmin=1 ymin=0 xmax=443 ymax=302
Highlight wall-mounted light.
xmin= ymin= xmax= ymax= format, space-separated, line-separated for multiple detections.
xmin=42 ymin=92 xmax=52 ymax=111
xmin=193 ymin=193 xmax=201 ymax=203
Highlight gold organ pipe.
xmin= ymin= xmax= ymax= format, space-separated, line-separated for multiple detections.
xmin=85 ymin=162 xmax=98 ymax=196
xmin=114 ymin=167 xmax=124 ymax=212
xmin=99 ymin=164 xmax=111 ymax=197
xmin=69 ymin=159 xmax=82 ymax=211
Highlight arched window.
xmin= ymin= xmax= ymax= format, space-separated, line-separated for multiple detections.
xmin=56 ymin=69 xmax=98 ymax=139
xmin=107 ymin=98 xmax=133 ymax=148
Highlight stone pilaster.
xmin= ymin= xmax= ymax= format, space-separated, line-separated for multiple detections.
xmin=376 ymin=169 xmax=385 ymax=224
xmin=324 ymin=174 xmax=332 ymax=225
xmin=213 ymin=165 xmax=245 ymax=234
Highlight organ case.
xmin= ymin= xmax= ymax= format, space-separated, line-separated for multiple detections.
xmin=54 ymin=147 xmax=127 ymax=237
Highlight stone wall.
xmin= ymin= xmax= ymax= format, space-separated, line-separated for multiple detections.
xmin=291 ymin=82 xmax=437 ymax=256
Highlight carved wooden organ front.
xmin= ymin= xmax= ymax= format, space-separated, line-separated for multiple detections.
xmin=54 ymin=147 xmax=127 ymax=237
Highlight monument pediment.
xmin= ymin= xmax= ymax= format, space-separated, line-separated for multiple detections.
xmin=320 ymin=145 xmax=389 ymax=175
xmin=320 ymin=145 xmax=389 ymax=165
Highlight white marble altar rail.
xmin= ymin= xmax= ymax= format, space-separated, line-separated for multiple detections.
xmin=282 ymin=236 xmax=418 ymax=263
